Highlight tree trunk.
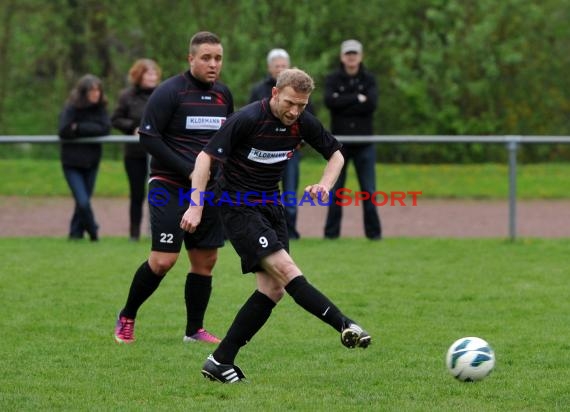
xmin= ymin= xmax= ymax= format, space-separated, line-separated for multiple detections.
xmin=0 ymin=1 xmax=16 ymax=130
xmin=67 ymin=0 xmax=86 ymax=77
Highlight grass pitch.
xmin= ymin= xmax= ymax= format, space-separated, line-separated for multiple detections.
xmin=1 ymin=237 xmax=569 ymax=411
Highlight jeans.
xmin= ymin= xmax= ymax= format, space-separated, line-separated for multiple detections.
xmin=281 ymin=150 xmax=301 ymax=239
xmin=324 ymin=144 xmax=381 ymax=239
xmin=62 ymin=165 xmax=99 ymax=240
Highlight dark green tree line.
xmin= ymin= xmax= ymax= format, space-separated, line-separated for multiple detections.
xmin=1 ymin=0 xmax=569 ymax=162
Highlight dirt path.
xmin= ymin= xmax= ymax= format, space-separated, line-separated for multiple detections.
xmin=1 ymin=196 xmax=569 ymax=238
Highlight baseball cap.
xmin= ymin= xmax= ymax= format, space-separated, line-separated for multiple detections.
xmin=341 ymin=39 xmax=362 ymax=54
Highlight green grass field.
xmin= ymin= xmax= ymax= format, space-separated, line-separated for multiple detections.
xmin=2 ymin=158 xmax=570 ymax=199
xmin=1 ymin=237 xmax=568 ymax=411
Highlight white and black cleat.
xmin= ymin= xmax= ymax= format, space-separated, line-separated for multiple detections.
xmin=201 ymin=354 xmax=247 ymax=383
xmin=341 ymin=323 xmax=371 ymax=349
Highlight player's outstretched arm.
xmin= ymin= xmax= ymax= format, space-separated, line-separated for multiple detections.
xmin=180 ymin=151 xmax=213 ymax=233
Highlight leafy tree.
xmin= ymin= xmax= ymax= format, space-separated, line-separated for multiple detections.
xmin=1 ymin=0 xmax=569 ymax=162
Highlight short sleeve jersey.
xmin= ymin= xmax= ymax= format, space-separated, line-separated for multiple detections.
xmin=204 ymin=98 xmax=342 ymax=202
xmin=139 ymin=71 xmax=234 ymax=186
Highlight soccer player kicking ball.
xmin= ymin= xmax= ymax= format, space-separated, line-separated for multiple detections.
xmin=180 ymin=68 xmax=371 ymax=383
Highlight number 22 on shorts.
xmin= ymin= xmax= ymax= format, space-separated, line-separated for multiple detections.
xmin=160 ymin=232 xmax=174 ymax=243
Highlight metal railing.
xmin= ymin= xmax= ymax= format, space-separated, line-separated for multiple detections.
xmin=2 ymin=134 xmax=570 ymax=240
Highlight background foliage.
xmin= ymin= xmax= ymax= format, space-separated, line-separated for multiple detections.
xmin=1 ymin=0 xmax=570 ymax=162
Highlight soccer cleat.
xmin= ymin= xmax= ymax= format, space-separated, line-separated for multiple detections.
xmin=201 ymin=354 xmax=246 ymax=383
xmin=114 ymin=315 xmax=135 ymax=344
xmin=183 ymin=328 xmax=221 ymax=344
xmin=341 ymin=322 xmax=371 ymax=349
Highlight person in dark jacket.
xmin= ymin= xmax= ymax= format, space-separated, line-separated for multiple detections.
xmin=249 ymin=48 xmax=315 ymax=240
xmin=58 ymin=74 xmax=111 ymax=241
xmin=112 ymin=59 xmax=162 ymax=241
xmin=323 ymin=39 xmax=382 ymax=240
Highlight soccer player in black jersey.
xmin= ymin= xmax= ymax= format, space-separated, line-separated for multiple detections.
xmin=249 ymin=48 xmax=317 ymax=241
xmin=180 ymin=68 xmax=371 ymax=383
xmin=114 ymin=32 xmax=233 ymax=345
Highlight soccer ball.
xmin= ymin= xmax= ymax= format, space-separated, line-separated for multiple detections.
xmin=446 ymin=337 xmax=495 ymax=382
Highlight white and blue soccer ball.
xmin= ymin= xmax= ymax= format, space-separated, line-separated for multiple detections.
xmin=446 ymin=337 xmax=495 ymax=382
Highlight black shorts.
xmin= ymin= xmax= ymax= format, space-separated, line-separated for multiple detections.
xmin=220 ymin=203 xmax=289 ymax=274
xmin=149 ymin=179 xmax=224 ymax=252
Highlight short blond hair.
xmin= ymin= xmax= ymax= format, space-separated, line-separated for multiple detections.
xmin=275 ymin=68 xmax=314 ymax=94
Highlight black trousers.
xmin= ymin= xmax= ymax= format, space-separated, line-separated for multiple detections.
xmin=124 ymin=155 xmax=148 ymax=237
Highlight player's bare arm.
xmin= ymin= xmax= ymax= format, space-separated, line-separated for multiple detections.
xmin=305 ymin=150 xmax=344 ymax=203
xmin=180 ymin=151 xmax=212 ymax=233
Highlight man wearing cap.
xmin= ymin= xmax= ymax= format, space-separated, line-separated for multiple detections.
xmin=249 ymin=48 xmax=315 ymax=240
xmin=323 ymin=39 xmax=382 ymax=240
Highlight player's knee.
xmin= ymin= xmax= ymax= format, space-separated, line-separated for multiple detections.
xmin=262 ymin=251 xmax=300 ymax=283
xmin=200 ymin=254 xmax=218 ymax=272
xmin=149 ymin=255 xmax=177 ymax=275
xmin=190 ymin=252 xmax=218 ymax=274
xmin=263 ymin=286 xmax=285 ymax=303
xmin=275 ymin=261 xmax=301 ymax=282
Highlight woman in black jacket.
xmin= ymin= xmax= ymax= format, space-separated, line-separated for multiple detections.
xmin=58 ymin=74 xmax=111 ymax=241
xmin=111 ymin=59 xmax=161 ymax=241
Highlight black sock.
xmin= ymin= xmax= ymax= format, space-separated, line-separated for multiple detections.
xmin=213 ymin=290 xmax=275 ymax=365
xmin=185 ymin=272 xmax=213 ymax=336
xmin=285 ymin=275 xmax=346 ymax=331
xmin=121 ymin=261 xmax=163 ymax=319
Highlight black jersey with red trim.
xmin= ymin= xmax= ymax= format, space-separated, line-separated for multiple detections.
xmin=139 ymin=70 xmax=234 ymax=187
xmin=203 ymin=98 xmax=342 ymax=202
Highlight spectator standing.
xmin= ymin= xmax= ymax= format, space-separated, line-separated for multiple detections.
xmin=113 ymin=31 xmax=234 ymax=345
xmin=323 ymin=39 xmax=382 ymax=240
xmin=249 ymin=48 xmax=315 ymax=240
xmin=111 ymin=59 xmax=162 ymax=241
xmin=58 ymin=74 xmax=111 ymax=241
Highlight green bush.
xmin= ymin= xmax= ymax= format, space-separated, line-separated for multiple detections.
xmin=1 ymin=0 xmax=569 ymax=163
